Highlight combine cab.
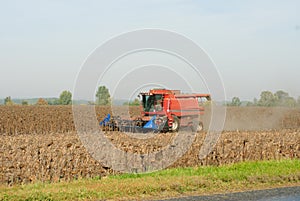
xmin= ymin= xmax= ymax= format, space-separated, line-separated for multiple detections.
xmin=100 ymin=89 xmax=210 ymax=133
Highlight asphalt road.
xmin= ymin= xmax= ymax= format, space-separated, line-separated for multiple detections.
xmin=156 ymin=186 xmax=300 ymax=201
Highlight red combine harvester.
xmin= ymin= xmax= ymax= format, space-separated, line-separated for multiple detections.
xmin=100 ymin=89 xmax=211 ymax=133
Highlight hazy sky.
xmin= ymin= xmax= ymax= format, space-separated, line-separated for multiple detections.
xmin=0 ymin=0 xmax=299 ymax=101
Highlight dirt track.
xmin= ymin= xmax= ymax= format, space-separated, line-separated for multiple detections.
xmin=0 ymin=106 xmax=299 ymax=184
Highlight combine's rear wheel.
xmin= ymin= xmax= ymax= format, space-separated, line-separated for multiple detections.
xmin=192 ymin=120 xmax=203 ymax=132
xmin=171 ymin=116 xmax=180 ymax=132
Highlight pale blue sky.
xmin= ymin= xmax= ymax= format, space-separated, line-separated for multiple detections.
xmin=0 ymin=0 xmax=299 ymax=100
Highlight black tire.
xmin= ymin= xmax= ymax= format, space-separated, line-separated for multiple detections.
xmin=171 ymin=116 xmax=180 ymax=132
xmin=157 ymin=116 xmax=169 ymax=133
xmin=192 ymin=120 xmax=203 ymax=132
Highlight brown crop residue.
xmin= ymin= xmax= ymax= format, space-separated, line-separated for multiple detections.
xmin=0 ymin=106 xmax=299 ymax=185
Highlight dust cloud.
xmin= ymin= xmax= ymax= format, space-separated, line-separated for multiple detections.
xmin=202 ymin=106 xmax=300 ymax=131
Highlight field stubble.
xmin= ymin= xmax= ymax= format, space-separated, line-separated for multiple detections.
xmin=0 ymin=106 xmax=299 ymax=184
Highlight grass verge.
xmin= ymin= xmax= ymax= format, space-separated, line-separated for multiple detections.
xmin=1 ymin=159 xmax=300 ymax=201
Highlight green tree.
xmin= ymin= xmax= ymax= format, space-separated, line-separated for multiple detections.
xmin=284 ymin=97 xmax=296 ymax=107
xmin=96 ymin=86 xmax=111 ymax=105
xmin=297 ymin=96 xmax=300 ymax=107
xmin=59 ymin=90 xmax=72 ymax=105
xmin=229 ymin=97 xmax=241 ymax=106
xmin=4 ymin=96 xmax=14 ymax=105
xmin=48 ymin=99 xmax=60 ymax=105
xmin=258 ymin=91 xmax=277 ymax=107
xmin=274 ymin=90 xmax=289 ymax=106
xmin=246 ymin=101 xmax=254 ymax=106
xmin=275 ymin=90 xmax=289 ymax=100
xmin=22 ymin=100 xmax=28 ymax=105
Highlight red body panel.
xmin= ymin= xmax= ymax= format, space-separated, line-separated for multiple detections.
xmin=140 ymin=89 xmax=210 ymax=128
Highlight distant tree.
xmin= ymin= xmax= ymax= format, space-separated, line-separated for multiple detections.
xmin=284 ymin=97 xmax=297 ymax=107
xmin=130 ymin=98 xmax=141 ymax=106
xmin=36 ymin=98 xmax=48 ymax=105
xmin=59 ymin=90 xmax=72 ymax=105
xmin=21 ymin=100 xmax=28 ymax=105
xmin=253 ymin=98 xmax=258 ymax=106
xmin=229 ymin=97 xmax=241 ymax=106
xmin=123 ymin=98 xmax=140 ymax=106
xmin=246 ymin=101 xmax=254 ymax=106
xmin=297 ymin=96 xmax=300 ymax=107
xmin=275 ymin=90 xmax=289 ymax=101
xmin=96 ymin=86 xmax=111 ymax=105
xmin=87 ymin=101 xmax=96 ymax=105
xmin=274 ymin=90 xmax=289 ymax=106
xmin=4 ymin=96 xmax=14 ymax=105
xmin=48 ymin=99 xmax=60 ymax=105
xmin=258 ymin=91 xmax=277 ymax=107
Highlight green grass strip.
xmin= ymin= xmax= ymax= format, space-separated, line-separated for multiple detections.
xmin=1 ymin=159 xmax=300 ymax=201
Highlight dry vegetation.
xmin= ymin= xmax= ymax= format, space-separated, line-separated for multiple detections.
xmin=0 ymin=106 xmax=299 ymax=135
xmin=1 ymin=160 xmax=299 ymax=201
xmin=0 ymin=105 xmax=299 ymax=185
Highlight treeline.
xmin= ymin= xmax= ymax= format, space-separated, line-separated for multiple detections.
xmin=123 ymin=98 xmax=140 ymax=106
xmin=2 ymin=90 xmax=73 ymax=106
xmin=228 ymin=90 xmax=300 ymax=107
xmin=2 ymin=87 xmax=299 ymax=107
xmin=1 ymin=86 xmax=112 ymax=106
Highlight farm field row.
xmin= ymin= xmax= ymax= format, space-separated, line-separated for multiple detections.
xmin=1 ymin=129 xmax=299 ymax=184
xmin=1 ymin=106 xmax=299 ymax=185
xmin=0 ymin=105 xmax=299 ymax=135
